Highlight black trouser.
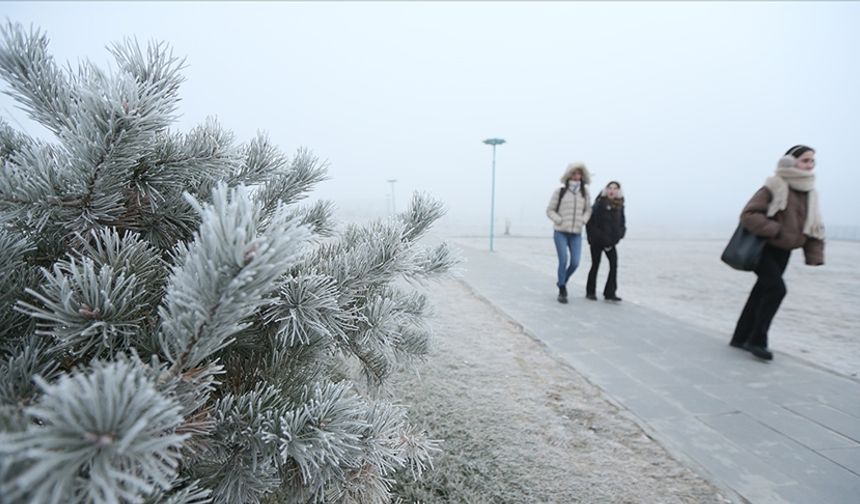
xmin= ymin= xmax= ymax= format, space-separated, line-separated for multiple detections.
xmin=731 ymin=244 xmax=791 ymax=348
xmin=586 ymin=243 xmax=618 ymax=298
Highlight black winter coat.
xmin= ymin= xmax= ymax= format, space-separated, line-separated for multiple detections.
xmin=586 ymin=196 xmax=626 ymax=248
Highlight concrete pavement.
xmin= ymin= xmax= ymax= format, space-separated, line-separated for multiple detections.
xmin=454 ymin=242 xmax=860 ymax=504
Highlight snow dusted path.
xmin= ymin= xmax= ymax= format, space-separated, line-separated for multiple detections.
xmin=448 ymin=238 xmax=860 ymax=504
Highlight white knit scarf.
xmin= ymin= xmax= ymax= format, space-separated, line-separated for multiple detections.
xmin=764 ymin=161 xmax=824 ymax=239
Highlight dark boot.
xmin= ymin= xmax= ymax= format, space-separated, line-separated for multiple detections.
xmin=743 ymin=343 xmax=773 ymax=361
xmin=557 ymin=285 xmax=568 ymax=304
xmin=585 ymin=293 xmax=597 ymax=301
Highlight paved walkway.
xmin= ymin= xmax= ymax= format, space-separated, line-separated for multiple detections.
xmin=455 ymin=242 xmax=860 ymax=504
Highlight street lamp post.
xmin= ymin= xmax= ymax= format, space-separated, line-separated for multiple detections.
xmin=386 ymin=179 xmax=397 ymax=215
xmin=482 ymin=138 xmax=506 ymax=252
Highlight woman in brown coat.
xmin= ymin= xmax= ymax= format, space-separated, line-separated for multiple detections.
xmin=729 ymin=145 xmax=825 ymax=361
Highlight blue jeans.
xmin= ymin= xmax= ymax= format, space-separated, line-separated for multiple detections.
xmin=553 ymin=230 xmax=582 ymax=287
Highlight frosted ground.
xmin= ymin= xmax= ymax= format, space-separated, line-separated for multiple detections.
xmin=390 ymin=235 xmax=857 ymax=502
xmin=392 ymin=279 xmax=730 ymax=503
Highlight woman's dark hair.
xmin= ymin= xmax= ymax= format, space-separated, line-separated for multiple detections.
xmin=785 ymin=145 xmax=815 ymax=158
xmin=606 ymin=181 xmax=621 ymax=189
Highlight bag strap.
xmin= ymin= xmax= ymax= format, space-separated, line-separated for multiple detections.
xmin=555 ymin=186 xmax=566 ymax=213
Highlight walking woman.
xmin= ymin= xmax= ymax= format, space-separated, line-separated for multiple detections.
xmin=586 ymin=181 xmax=626 ymax=302
xmin=729 ymin=145 xmax=825 ymax=360
xmin=546 ymin=162 xmax=592 ymax=303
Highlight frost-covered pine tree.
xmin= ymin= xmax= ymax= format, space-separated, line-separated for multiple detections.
xmin=0 ymin=22 xmax=456 ymax=504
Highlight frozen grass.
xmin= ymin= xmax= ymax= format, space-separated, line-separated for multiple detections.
xmin=392 ymin=279 xmax=729 ymax=503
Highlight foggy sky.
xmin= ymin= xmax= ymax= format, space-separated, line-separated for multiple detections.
xmin=2 ymin=1 xmax=858 ymax=237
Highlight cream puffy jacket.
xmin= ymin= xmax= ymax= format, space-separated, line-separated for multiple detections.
xmin=546 ymin=185 xmax=592 ymax=234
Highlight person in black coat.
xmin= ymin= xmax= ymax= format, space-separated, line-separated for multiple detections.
xmin=585 ymin=181 xmax=626 ymax=301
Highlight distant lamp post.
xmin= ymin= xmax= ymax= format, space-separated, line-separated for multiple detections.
xmin=482 ymin=138 xmax=506 ymax=251
xmin=386 ymin=179 xmax=397 ymax=215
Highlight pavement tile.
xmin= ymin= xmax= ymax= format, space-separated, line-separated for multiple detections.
xmin=650 ymin=416 xmax=795 ymax=503
xmin=653 ymin=384 xmax=736 ymax=416
xmin=819 ymin=447 xmax=860 ymax=476
xmin=751 ymin=407 xmax=859 ymax=451
xmin=700 ymin=411 xmax=860 ymax=501
xmin=774 ymin=378 xmax=860 ymax=418
xmin=658 ymin=364 xmax=730 ymax=385
xmin=785 ymin=403 xmax=860 ymax=443
xmin=613 ymin=382 xmax=688 ymax=421
xmin=557 ymin=351 xmax=625 ymax=382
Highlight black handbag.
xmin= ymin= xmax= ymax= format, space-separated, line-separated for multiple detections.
xmin=721 ymin=223 xmax=766 ymax=271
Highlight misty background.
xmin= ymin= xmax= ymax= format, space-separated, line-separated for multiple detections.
xmin=2 ymin=1 xmax=858 ymax=239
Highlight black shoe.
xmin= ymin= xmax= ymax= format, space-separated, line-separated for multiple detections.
xmin=585 ymin=293 xmax=597 ymax=301
xmin=605 ymin=295 xmax=622 ymax=302
xmin=557 ymin=285 xmax=568 ymax=304
xmin=729 ymin=341 xmax=746 ymax=350
xmin=742 ymin=343 xmax=773 ymax=361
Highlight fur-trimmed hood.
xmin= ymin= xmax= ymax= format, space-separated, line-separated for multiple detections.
xmin=559 ymin=162 xmax=591 ymax=186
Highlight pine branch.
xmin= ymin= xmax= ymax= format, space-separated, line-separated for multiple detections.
xmin=58 ymin=65 xmax=170 ymax=233
xmin=0 ymin=357 xmax=188 ymax=504
xmin=144 ymin=479 xmax=212 ymax=504
xmin=256 ymin=148 xmax=328 ymax=213
xmin=191 ymin=384 xmax=287 ymax=503
xmin=0 ymin=117 xmax=32 ymax=162
xmin=331 ymin=403 xmax=439 ymax=504
xmin=268 ymin=382 xmax=368 ymax=498
xmin=248 ymin=330 xmax=331 ymax=397
xmin=0 ymin=230 xmax=37 ymax=327
xmin=73 ymin=228 xmax=168 ymax=308
xmin=107 ymin=37 xmax=186 ymax=122
xmin=412 ymin=242 xmax=459 ymax=280
xmin=19 ymin=256 xmax=152 ymax=359
xmin=158 ymin=184 xmax=309 ymax=374
xmin=0 ymin=141 xmax=83 ymax=233
xmin=132 ymin=191 xmax=200 ymax=250
xmin=0 ymin=22 xmax=74 ymax=134
xmin=0 ymin=334 xmax=60 ymax=411
xmin=344 ymin=295 xmax=403 ymax=388
xmin=311 ymin=220 xmax=410 ymax=297
xmin=290 ymin=200 xmax=336 ymax=238
xmin=264 ymin=273 xmax=350 ymax=347
xmin=229 ymin=133 xmax=289 ymax=187
xmin=387 ymin=289 xmax=432 ymax=362
xmin=398 ymin=192 xmax=446 ymax=243
xmin=128 ymin=120 xmax=238 ymax=208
